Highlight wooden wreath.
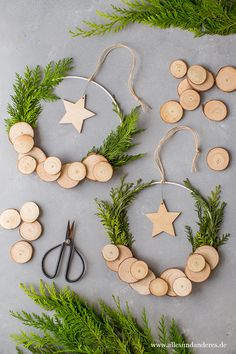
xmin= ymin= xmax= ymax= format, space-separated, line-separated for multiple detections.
xmin=97 ymin=178 xmax=230 ymax=297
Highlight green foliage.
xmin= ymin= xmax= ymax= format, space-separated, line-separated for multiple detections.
xmin=71 ymin=0 xmax=236 ymax=37
xmin=96 ymin=177 xmax=153 ymax=247
xmin=184 ymin=179 xmax=230 ymax=251
xmin=89 ymin=103 xmax=145 ymax=167
xmin=11 ymin=281 xmax=192 ymax=354
xmin=5 ymin=58 xmax=73 ymax=131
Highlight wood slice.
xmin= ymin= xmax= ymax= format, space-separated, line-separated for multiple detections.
xmin=187 ymin=254 xmax=206 ymax=273
xmin=57 ymin=164 xmax=79 ymax=189
xmin=203 ymin=100 xmax=228 ymax=121
xmin=173 ymin=277 xmax=192 ymax=296
xmin=169 ymin=60 xmax=188 ymax=78
xmin=160 ymin=101 xmax=183 ymax=123
xmin=106 ymin=245 xmax=133 ymax=272
xmin=130 ymin=260 xmax=148 ymax=280
xmin=194 ymin=245 xmax=219 ymax=270
xmin=149 ymin=278 xmax=168 ymax=297
xmin=93 ymin=161 xmax=113 ymax=182
xmin=185 ymin=262 xmax=211 ymax=283
xmin=187 ymin=65 xmax=207 ymax=85
xmin=18 ymin=156 xmax=37 ymax=175
xmin=18 ymin=147 xmax=46 ymax=164
xmin=102 ymin=244 xmax=119 ymax=261
xmin=118 ymin=257 xmax=138 ymax=283
xmin=13 ymin=135 xmax=34 ymax=154
xmin=216 ymin=66 xmax=236 ymax=92
xmin=160 ymin=268 xmax=186 ymax=297
xmin=9 ymin=122 xmax=34 ymax=144
xmin=10 ymin=240 xmax=33 ymax=263
xmin=36 ymin=162 xmax=61 ymax=182
xmin=188 ymin=71 xmax=215 ymax=92
xmin=83 ymin=154 xmax=108 ymax=181
xmin=130 ymin=270 xmax=156 ymax=295
xmin=206 ymin=147 xmax=230 ymax=171
xmin=19 ymin=221 xmax=42 ymax=241
xmin=20 ymin=202 xmax=40 ymax=223
xmin=177 ymin=78 xmax=192 ymax=96
xmin=0 ymin=209 xmax=21 ymax=229
xmin=44 ymin=157 xmax=62 ymax=175
xmin=67 ymin=162 xmax=86 ymax=181
xmin=179 ymin=89 xmax=200 ymax=111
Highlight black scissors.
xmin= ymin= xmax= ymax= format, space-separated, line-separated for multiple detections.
xmin=41 ymin=221 xmax=86 ymax=283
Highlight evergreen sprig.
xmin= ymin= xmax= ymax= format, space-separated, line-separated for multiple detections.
xmin=184 ymin=179 xmax=230 ymax=251
xmin=71 ymin=0 xmax=236 ymax=37
xmin=11 ymin=281 xmax=192 ymax=354
xmin=5 ymin=58 xmax=73 ymax=131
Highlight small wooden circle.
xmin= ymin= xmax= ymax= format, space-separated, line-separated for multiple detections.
xmin=57 ymin=164 xmax=79 ymax=189
xmin=20 ymin=202 xmax=40 ymax=223
xmin=102 ymin=244 xmax=119 ymax=261
xmin=179 ymin=89 xmax=200 ymax=111
xmin=187 ymin=254 xmax=206 ymax=273
xmin=93 ymin=161 xmax=113 ymax=182
xmin=188 ymin=71 xmax=215 ymax=92
xmin=0 ymin=209 xmax=21 ymax=229
xmin=19 ymin=221 xmax=42 ymax=241
xmin=67 ymin=162 xmax=86 ymax=181
xmin=216 ymin=66 xmax=236 ymax=92
xmin=9 ymin=122 xmax=34 ymax=144
xmin=130 ymin=260 xmax=149 ymax=280
xmin=18 ymin=156 xmax=37 ymax=175
xmin=106 ymin=245 xmax=133 ymax=272
xmin=160 ymin=268 xmax=186 ymax=297
xmin=149 ymin=278 xmax=168 ymax=297
xmin=170 ymin=60 xmax=188 ymax=78
xmin=203 ymin=100 xmax=228 ymax=121
xmin=194 ymin=245 xmax=219 ymax=270
xmin=177 ymin=78 xmax=192 ymax=96
xmin=118 ymin=257 xmax=138 ymax=283
xmin=44 ymin=157 xmax=62 ymax=175
xmin=187 ymin=65 xmax=207 ymax=85
xmin=83 ymin=154 xmax=108 ymax=181
xmin=36 ymin=162 xmax=61 ymax=182
xmin=13 ymin=135 xmax=34 ymax=154
xmin=160 ymin=101 xmax=183 ymax=123
xmin=173 ymin=277 xmax=192 ymax=296
xmin=130 ymin=270 xmax=156 ymax=295
xmin=18 ymin=147 xmax=46 ymax=164
xmin=185 ymin=262 xmax=211 ymax=283
xmin=10 ymin=240 xmax=33 ymax=263
xmin=206 ymin=147 xmax=230 ymax=171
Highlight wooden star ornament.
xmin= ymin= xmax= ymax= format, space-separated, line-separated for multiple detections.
xmin=59 ymin=95 xmax=95 ymax=133
xmin=146 ymin=200 xmax=181 ymax=237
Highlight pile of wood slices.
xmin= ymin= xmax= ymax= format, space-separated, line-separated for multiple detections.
xmin=8 ymin=122 xmax=113 ymax=189
xmin=102 ymin=244 xmax=219 ymax=297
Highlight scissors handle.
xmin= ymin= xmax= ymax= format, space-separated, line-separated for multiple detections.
xmin=65 ymin=244 xmax=86 ymax=283
xmin=41 ymin=243 xmax=65 ymax=279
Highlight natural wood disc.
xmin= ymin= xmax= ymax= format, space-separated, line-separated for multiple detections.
xmin=194 ymin=245 xmax=219 ymax=270
xmin=44 ymin=157 xmax=62 ymax=175
xmin=13 ymin=135 xmax=34 ymax=154
xmin=170 ymin=60 xmax=188 ymax=78
xmin=20 ymin=202 xmax=40 ymax=223
xmin=36 ymin=162 xmax=61 ymax=182
xmin=160 ymin=101 xmax=183 ymax=123
xmin=173 ymin=277 xmax=192 ymax=296
xmin=188 ymin=71 xmax=215 ymax=92
xmin=177 ymin=78 xmax=192 ymax=96
xmin=57 ymin=164 xmax=79 ymax=189
xmin=185 ymin=262 xmax=211 ymax=283
xmin=67 ymin=162 xmax=86 ymax=181
xmin=160 ymin=268 xmax=186 ymax=297
xmin=130 ymin=260 xmax=149 ymax=280
xmin=130 ymin=270 xmax=156 ymax=295
xmin=18 ymin=147 xmax=46 ymax=164
xmin=203 ymin=100 xmax=228 ymax=121
xmin=93 ymin=161 xmax=113 ymax=182
xmin=206 ymin=147 xmax=230 ymax=171
xmin=9 ymin=122 xmax=34 ymax=144
xmin=106 ymin=245 xmax=133 ymax=272
xmin=187 ymin=65 xmax=207 ymax=85
xmin=18 ymin=156 xmax=37 ymax=175
xmin=187 ymin=254 xmax=206 ymax=273
xmin=0 ymin=209 xmax=21 ymax=229
xmin=118 ymin=257 xmax=138 ymax=283
xmin=216 ymin=66 xmax=236 ymax=92
xmin=179 ymin=89 xmax=200 ymax=111
xmin=10 ymin=240 xmax=33 ymax=263
xmin=83 ymin=154 xmax=108 ymax=181
xmin=20 ymin=221 xmax=42 ymax=241
xmin=149 ymin=278 xmax=168 ymax=297
xmin=102 ymin=244 xmax=119 ymax=261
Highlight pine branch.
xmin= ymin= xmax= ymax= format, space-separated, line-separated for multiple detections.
xmin=169 ymin=319 xmax=192 ymax=353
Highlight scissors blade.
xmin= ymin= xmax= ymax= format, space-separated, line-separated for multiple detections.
xmin=65 ymin=220 xmax=71 ymax=241
xmin=69 ymin=221 xmax=75 ymax=240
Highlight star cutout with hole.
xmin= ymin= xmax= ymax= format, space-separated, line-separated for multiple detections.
xmin=59 ymin=95 xmax=96 ymax=133
xmin=146 ymin=200 xmax=181 ymax=237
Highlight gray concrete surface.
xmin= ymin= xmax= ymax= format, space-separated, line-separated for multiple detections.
xmin=0 ymin=1 xmax=235 ymax=353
